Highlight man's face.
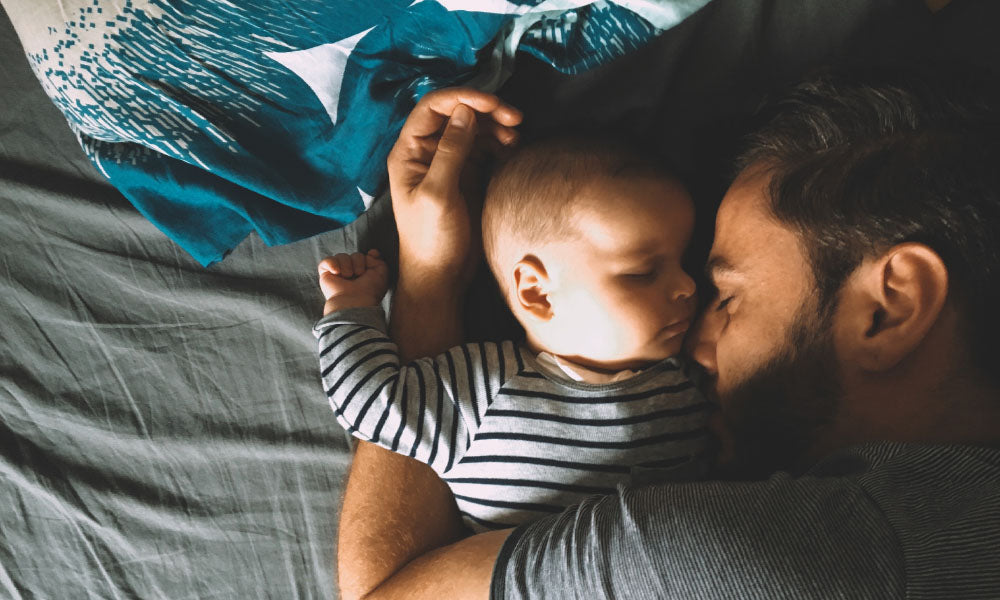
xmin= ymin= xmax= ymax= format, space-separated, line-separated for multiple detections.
xmin=689 ymin=167 xmax=842 ymax=477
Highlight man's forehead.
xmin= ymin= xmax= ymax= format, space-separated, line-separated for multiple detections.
xmin=717 ymin=167 xmax=774 ymax=228
xmin=709 ymin=168 xmax=803 ymax=280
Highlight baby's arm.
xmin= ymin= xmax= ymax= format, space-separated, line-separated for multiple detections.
xmin=315 ymin=256 xmax=516 ymax=470
xmin=317 ymin=250 xmax=450 ymax=461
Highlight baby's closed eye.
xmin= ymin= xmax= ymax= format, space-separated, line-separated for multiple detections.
xmin=621 ymin=270 xmax=656 ymax=281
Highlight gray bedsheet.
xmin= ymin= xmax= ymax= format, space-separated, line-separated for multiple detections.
xmin=0 ymin=7 xmax=397 ymax=598
xmin=3 ymin=1 xmax=997 ymax=599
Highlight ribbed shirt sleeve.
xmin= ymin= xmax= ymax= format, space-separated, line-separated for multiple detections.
xmin=314 ymin=306 xmax=521 ymax=474
xmin=491 ymin=470 xmax=903 ymax=599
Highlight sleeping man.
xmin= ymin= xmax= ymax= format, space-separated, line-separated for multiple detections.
xmin=314 ymin=134 xmax=712 ymax=532
xmin=334 ymin=65 xmax=1000 ymax=599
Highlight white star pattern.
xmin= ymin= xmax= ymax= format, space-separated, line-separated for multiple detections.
xmin=263 ymin=26 xmax=375 ymax=127
xmin=265 ymin=1 xmax=708 ymax=128
xmin=357 ymin=187 xmax=375 ymax=209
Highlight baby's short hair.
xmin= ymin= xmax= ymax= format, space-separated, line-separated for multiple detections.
xmin=482 ymin=134 xmax=667 ymax=290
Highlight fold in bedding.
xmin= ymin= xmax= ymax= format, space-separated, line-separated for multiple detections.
xmin=1 ymin=6 xmax=397 ymax=595
xmin=0 ymin=151 xmax=383 ymax=600
xmin=1 ymin=0 xmax=710 ymax=265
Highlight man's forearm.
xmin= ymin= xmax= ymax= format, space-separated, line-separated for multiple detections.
xmin=367 ymin=529 xmax=512 ymax=600
xmin=388 ymin=270 xmax=465 ymax=363
xmin=339 ymin=442 xmax=468 ymax=600
xmin=337 ymin=270 xmax=468 ymax=600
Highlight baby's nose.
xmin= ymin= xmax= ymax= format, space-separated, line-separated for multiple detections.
xmin=672 ymin=271 xmax=697 ymax=302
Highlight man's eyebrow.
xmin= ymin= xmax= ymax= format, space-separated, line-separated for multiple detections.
xmin=705 ymin=255 xmax=738 ymax=281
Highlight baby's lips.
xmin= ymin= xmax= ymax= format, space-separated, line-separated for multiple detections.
xmin=661 ymin=317 xmax=692 ymax=339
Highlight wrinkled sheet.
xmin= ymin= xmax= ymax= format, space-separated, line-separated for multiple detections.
xmin=3 ymin=0 xmax=995 ymax=598
xmin=0 ymin=6 xmax=396 ymax=596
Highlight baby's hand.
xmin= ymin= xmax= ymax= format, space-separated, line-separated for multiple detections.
xmin=318 ymin=249 xmax=390 ymax=315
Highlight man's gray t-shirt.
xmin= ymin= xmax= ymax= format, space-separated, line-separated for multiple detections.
xmin=491 ymin=442 xmax=1000 ymax=598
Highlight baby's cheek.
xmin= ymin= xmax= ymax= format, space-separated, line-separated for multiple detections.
xmin=583 ymin=307 xmax=625 ymax=349
xmin=611 ymin=303 xmax=659 ymax=351
xmin=571 ymin=300 xmax=629 ymax=356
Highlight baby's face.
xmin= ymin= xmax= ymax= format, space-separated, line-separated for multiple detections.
xmin=539 ymin=175 xmax=697 ymax=369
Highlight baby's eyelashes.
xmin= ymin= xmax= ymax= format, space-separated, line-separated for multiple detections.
xmin=621 ymin=271 xmax=655 ymax=281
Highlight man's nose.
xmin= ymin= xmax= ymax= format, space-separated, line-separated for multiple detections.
xmin=685 ymin=309 xmax=720 ymax=375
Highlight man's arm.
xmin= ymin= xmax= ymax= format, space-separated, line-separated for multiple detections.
xmin=366 ymin=528 xmax=512 ymax=600
xmin=489 ymin=472 xmax=902 ymax=599
xmin=338 ymin=443 xmax=466 ymax=600
xmin=336 ymin=192 xmax=470 ymax=600
xmin=336 ymin=89 xmax=522 ymax=600
xmin=347 ymin=459 xmax=900 ymax=600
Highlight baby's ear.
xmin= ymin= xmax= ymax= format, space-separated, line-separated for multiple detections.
xmin=513 ymin=255 xmax=552 ymax=321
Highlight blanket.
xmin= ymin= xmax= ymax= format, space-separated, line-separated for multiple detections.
xmin=2 ymin=0 xmax=711 ymax=265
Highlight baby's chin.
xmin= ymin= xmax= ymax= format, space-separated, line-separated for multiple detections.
xmin=548 ymin=330 xmax=687 ymax=370
xmin=649 ymin=331 xmax=687 ymax=359
xmin=586 ymin=344 xmax=683 ymax=372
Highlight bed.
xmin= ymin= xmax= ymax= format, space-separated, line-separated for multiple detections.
xmin=2 ymin=1 xmax=995 ymax=598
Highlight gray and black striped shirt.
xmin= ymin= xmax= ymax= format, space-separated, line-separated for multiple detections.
xmin=314 ymin=307 xmax=712 ymax=532
xmin=493 ymin=441 xmax=1000 ymax=599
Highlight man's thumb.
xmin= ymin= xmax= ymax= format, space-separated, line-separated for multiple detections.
xmin=424 ymin=104 xmax=477 ymax=191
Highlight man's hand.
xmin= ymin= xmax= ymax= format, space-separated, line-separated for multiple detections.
xmin=318 ymin=249 xmax=389 ymax=314
xmin=388 ymin=88 xmax=522 ymax=292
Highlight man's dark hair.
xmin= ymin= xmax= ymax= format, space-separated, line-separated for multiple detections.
xmin=737 ymin=66 xmax=1000 ymax=383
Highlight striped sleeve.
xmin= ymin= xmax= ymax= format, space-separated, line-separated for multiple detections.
xmin=491 ymin=473 xmax=903 ymax=599
xmin=313 ymin=307 xmax=522 ymax=473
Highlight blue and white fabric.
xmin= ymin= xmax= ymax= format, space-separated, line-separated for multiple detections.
xmin=3 ymin=0 xmax=710 ymax=265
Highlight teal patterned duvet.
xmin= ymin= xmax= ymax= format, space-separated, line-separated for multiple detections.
xmin=8 ymin=0 xmax=709 ymax=265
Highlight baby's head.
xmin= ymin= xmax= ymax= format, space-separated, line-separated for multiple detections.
xmin=482 ymin=135 xmax=697 ymax=371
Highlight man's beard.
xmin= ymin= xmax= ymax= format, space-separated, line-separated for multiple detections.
xmin=715 ymin=301 xmax=842 ymax=480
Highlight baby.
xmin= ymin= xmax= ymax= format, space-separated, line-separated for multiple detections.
xmin=314 ymin=135 xmax=712 ymax=532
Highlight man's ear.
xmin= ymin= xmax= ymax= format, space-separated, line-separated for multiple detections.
xmin=838 ymin=243 xmax=949 ymax=372
xmin=512 ymin=255 xmax=552 ymax=321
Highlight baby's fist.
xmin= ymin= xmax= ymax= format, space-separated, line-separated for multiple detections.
xmin=318 ymin=249 xmax=390 ymax=314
